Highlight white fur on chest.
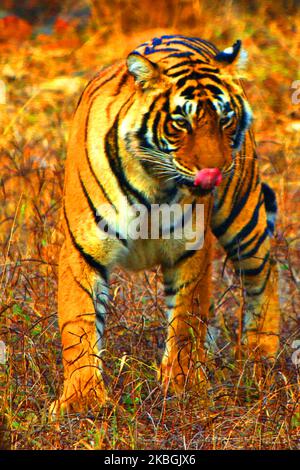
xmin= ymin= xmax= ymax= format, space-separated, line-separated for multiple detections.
xmin=117 ymin=236 xmax=187 ymax=271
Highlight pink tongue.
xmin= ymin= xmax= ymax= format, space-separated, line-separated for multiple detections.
xmin=194 ymin=168 xmax=222 ymax=190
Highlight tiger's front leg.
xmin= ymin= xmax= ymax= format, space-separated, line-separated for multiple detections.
xmin=159 ymin=234 xmax=212 ymax=394
xmin=49 ymin=236 xmax=109 ymax=417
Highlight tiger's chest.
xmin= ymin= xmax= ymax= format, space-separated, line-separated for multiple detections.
xmin=115 ymin=201 xmax=205 ymax=271
xmin=117 ymin=237 xmax=188 ymax=271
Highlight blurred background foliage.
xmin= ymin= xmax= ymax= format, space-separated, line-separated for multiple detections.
xmin=1 ymin=0 xmax=300 ymax=28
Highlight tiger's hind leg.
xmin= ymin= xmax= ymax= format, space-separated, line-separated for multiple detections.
xmin=49 ymin=237 xmax=109 ymax=418
xmin=236 ymin=238 xmax=280 ymax=359
xmin=213 ymin=183 xmax=280 ymax=360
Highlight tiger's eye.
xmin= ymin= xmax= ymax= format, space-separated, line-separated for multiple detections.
xmin=220 ymin=116 xmax=230 ymax=125
xmin=176 ymin=119 xmax=188 ymax=127
xmin=172 ymin=118 xmax=191 ymax=132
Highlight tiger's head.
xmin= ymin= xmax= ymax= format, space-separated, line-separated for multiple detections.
xmin=124 ymin=35 xmax=252 ymax=195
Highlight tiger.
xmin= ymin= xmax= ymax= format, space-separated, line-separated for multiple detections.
xmin=49 ymin=34 xmax=280 ymax=416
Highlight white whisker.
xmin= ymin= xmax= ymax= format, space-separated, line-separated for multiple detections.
xmin=164 ymin=174 xmax=182 ymax=183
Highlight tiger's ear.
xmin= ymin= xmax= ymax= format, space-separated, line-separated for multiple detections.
xmin=127 ymin=53 xmax=160 ymax=87
xmin=214 ymin=40 xmax=247 ymax=69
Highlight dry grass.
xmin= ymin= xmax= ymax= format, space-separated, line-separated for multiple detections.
xmin=0 ymin=0 xmax=300 ymax=450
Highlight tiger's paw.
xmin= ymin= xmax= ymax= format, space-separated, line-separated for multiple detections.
xmin=48 ymin=398 xmax=71 ymax=421
xmin=48 ymin=379 xmax=107 ymax=421
xmin=158 ymin=354 xmax=206 ymax=396
xmin=244 ymin=331 xmax=280 ymax=361
xmin=158 ymin=359 xmax=186 ymax=395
